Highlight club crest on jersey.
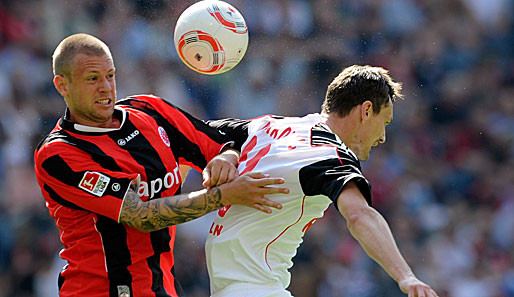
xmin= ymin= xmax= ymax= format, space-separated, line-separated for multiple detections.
xmin=78 ymin=171 xmax=110 ymax=197
xmin=158 ymin=126 xmax=170 ymax=147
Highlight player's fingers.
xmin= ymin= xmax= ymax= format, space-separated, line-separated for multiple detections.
xmin=256 ymin=196 xmax=282 ymax=209
xmin=227 ymin=166 xmax=239 ymax=182
xmin=202 ymin=169 xmax=211 ymax=187
xmin=430 ymin=288 xmax=439 ymax=297
xmin=210 ymin=166 xmax=222 ymax=186
xmin=416 ymin=287 xmax=426 ymax=297
xmin=259 ymin=185 xmax=289 ymax=195
xmin=243 ymin=172 xmax=268 ymax=179
xmin=250 ymin=203 xmax=272 ymax=214
xmin=255 ymin=177 xmax=286 ymax=187
xmin=215 ymin=167 xmax=230 ymax=186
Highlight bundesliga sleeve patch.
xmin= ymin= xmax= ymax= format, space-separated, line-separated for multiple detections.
xmin=79 ymin=171 xmax=111 ymax=197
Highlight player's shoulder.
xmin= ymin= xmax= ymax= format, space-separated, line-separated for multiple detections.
xmin=36 ymin=122 xmax=69 ymax=149
xmin=35 ymin=126 xmax=77 ymax=164
xmin=116 ymin=94 xmax=165 ymax=109
xmin=117 ymin=94 xmax=183 ymax=118
xmin=310 ymin=123 xmax=358 ymax=161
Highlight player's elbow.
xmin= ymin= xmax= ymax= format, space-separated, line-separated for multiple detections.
xmin=346 ymin=206 xmax=380 ymax=232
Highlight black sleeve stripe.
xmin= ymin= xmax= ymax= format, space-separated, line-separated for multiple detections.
xmin=44 ymin=184 xmax=84 ymax=210
xmin=299 ymin=158 xmax=372 ymax=206
xmin=40 ymin=130 xmax=123 ymax=172
xmin=41 ymin=154 xmax=133 ymax=199
xmin=42 ymin=154 xmax=84 ymax=187
xmin=205 ymin=118 xmax=249 ymax=151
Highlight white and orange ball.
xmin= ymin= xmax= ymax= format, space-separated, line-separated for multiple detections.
xmin=174 ymin=0 xmax=248 ymax=75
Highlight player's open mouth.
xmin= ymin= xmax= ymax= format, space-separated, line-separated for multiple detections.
xmin=96 ymin=99 xmax=111 ymax=105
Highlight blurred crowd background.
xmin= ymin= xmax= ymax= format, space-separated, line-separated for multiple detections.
xmin=0 ymin=0 xmax=513 ymax=296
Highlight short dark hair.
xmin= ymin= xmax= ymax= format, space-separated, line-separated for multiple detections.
xmin=52 ymin=33 xmax=112 ymax=79
xmin=321 ymin=65 xmax=403 ymax=116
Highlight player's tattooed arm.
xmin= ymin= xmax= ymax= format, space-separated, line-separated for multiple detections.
xmin=120 ymin=172 xmax=288 ymax=231
xmin=119 ymin=187 xmax=223 ymax=232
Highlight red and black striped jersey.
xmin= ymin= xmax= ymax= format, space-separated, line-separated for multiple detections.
xmin=34 ymin=94 xmax=229 ymax=297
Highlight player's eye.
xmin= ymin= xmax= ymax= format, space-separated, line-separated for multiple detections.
xmin=87 ymin=76 xmax=97 ymax=81
xmin=107 ymin=73 xmax=115 ymax=79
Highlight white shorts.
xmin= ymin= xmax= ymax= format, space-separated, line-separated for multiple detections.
xmin=211 ymin=283 xmax=293 ymax=297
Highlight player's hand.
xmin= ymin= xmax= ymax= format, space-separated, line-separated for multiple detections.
xmin=398 ymin=275 xmax=439 ymax=297
xmin=218 ymin=172 xmax=289 ymax=213
xmin=203 ymin=149 xmax=239 ymax=188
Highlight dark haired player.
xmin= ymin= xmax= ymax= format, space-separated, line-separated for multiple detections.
xmin=205 ymin=65 xmax=439 ymax=297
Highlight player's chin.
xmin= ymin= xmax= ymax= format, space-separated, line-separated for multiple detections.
xmin=358 ymin=151 xmax=371 ymax=162
xmin=96 ymin=105 xmax=114 ymax=116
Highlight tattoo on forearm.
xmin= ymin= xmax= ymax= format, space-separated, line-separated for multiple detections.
xmin=120 ymin=187 xmax=223 ymax=232
xmin=205 ymin=187 xmax=223 ymax=211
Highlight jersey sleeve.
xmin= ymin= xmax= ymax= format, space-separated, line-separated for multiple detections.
xmin=120 ymin=95 xmax=231 ymax=171
xmin=298 ymin=157 xmax=372 ymax=207
xmin=204 ymin=118 xmax=250 ymax=151
xmin=35 ymin=142 xmax=138 ymax=221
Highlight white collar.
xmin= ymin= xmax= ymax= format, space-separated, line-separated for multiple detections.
xmin=72 ymin=107 xmax=127 ymax=132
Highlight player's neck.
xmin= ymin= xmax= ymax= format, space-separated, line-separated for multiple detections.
xmin=325 ymin=112 xmax=359 ymax=146
xmin=69 ymin=113 xmax=121 ymax=129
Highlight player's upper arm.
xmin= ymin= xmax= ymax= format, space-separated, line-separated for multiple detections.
xmin=36 ymin=142 xmax=138 ymax=221
xmin=336 ymin=180 xmax=372 ymax=220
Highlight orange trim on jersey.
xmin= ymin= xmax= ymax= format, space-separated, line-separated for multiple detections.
xmin=264 ymin=195 xmax=307 ymax=271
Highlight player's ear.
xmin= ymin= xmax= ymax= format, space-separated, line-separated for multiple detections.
xmin=53 ymin=75 xmax=68 ymax=97
xmin=360 ymin=101 xmax=373 ymax=122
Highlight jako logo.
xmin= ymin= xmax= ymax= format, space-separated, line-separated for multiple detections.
xmin=118 ymin=130 xmax=140 ymax=146
xmin=138 ymin=167 xmax=180 ymax=199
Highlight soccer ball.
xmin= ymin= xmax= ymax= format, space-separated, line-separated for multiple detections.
xmin=174 ymin=0 xmax=248 ymax=75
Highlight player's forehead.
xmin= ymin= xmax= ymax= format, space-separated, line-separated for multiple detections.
xmin=71 ymin=53 xmax=114 ymax=74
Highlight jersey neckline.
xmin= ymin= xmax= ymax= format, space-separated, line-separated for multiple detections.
xmin=60 ymin=106 xmax=127 ymax=133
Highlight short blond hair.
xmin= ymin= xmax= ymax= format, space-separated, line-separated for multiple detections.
xmin=52 ymin=33 xmax=112 ymax=79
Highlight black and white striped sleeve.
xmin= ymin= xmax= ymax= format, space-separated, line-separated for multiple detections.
xmin=298 ymin=156 xmax=372 ymax=207
xmin=204 ymin=118 xmax=250 ymax=151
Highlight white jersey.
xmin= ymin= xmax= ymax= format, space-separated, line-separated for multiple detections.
xmin=205 ymin=114 xmax=372 ymax=295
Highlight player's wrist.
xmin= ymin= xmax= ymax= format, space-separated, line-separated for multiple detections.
xmin=205 ymin=186 xmax=224 ymax=210
xmin=216 ymin=184 xmax=230 ymax=206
